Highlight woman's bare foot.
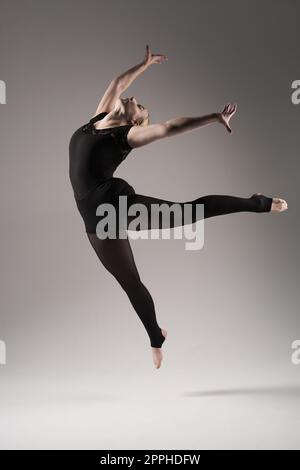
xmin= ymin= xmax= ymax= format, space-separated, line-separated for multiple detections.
xmin=252 ymin=192 xmax=288 ymax=212
xmin=151 ymin=328 xmax=168 ymax=369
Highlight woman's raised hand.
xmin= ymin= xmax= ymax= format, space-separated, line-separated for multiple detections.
xmin=143 ymin=44 xmax=168 ymax=66
xmin=219 ymin=103 xmax=238 ymax=133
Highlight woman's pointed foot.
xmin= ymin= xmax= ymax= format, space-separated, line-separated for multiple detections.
xmin=270 ymin=197 xmax=288 ymax=212
xmin=251 ymin=193 xmax=288 ymax=213
xmin=151 ymin=328 xmax=167 ymax=369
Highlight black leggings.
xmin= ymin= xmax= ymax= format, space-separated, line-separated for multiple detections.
xmin=86 ymin=192 xmax=273 ymax=348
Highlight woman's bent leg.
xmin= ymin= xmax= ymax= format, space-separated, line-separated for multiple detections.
xmin=86 ymin=233 xmax=166 ymax=348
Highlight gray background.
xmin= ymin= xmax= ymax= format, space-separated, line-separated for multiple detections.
xmin=0 ymin=0 xmax=299 ymax=449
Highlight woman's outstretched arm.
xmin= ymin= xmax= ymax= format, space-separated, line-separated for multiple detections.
xmin=127 ymin=103 xmax=238 ymax=149
xmin=166 ymin=103 xmax=238 ymax=136
xmin=93 ymin=45 xmax=167 ymax=116
xmin=116 ymin=45 xmax=168 ymax=92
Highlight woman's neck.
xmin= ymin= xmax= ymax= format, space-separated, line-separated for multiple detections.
xmin=104 ymin=109 xmax=131 ymax=127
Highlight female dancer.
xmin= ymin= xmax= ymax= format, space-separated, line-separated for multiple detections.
xmin=69 ymin=45 xmax=288 ymax=369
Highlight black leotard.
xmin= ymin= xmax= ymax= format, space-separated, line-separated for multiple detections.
xmin=69 ymin=111 xmax=136 ymax=233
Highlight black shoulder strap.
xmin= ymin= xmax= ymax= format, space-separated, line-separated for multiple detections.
xmin=90 ymin=111 xmax=108 ymax=124
xmin=82 ymin=112 xmax=108 ymax=132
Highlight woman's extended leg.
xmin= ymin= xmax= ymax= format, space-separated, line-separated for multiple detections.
xmin=119 ymin=192 xmax=274 ymax=230
xmin=86 ymin=233 xmax=166 ymax=349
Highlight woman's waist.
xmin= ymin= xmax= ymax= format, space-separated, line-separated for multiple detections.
xmin=74 ymin=178 xmax=113 ymax=201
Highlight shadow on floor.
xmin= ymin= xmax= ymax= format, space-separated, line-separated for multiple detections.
xmin=181 ymin=385 xmax=300 ymax=398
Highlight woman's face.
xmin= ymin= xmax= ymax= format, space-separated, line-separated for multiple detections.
xmin=120 ymin=96 xmax=148 ymax=124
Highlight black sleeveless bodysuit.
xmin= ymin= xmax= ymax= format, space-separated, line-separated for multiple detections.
xmin=69 ymin=112 xmax=136 ymax=233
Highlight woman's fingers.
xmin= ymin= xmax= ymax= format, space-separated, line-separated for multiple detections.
xmin=219 ymin=102 xmax=237 ymax=133
xmin=230 ymin=103 xmax=237 ymax=115
xmin=222 ymin=104 xmax=228 ymax=114
xmin=153 ymin=54 xmax=168 ymax=63
xmin=145 ymin=45 xmax=153 ymax=62
xmin=145 ymin=45 xmax=168 ymax=65
xmin=223 ymin=103 xmax=237 ymax=116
